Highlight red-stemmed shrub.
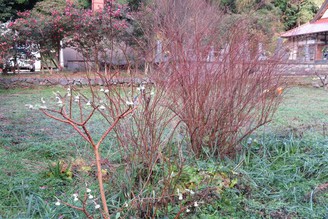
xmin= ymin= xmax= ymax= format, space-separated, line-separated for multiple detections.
xmin=148 ymin=0 xmax=283 ymax=158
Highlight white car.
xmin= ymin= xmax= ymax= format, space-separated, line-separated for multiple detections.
xmin=2 ymin=49 xmax=36 ymax=73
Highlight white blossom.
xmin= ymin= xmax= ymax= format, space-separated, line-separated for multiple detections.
xmin=95 ymin=204 xmax=100 ymax=209
xmin=194 ymin=201 xmax=198 ymax=207
xmin=170 ymin=171 xmax=176 ymax=177
xmin=137 ymin=85 xmax=145 ymax=91
xmin=55 ymin=201 xmax=61 ymax=206
xmin=86 ymin=101 xmax=91 ymax=106
xmin=56 ymin=98 xmax=63 ymax=106
xmin=88 ymin=194 xmax=94 ymax=199
xmin=99 ymin=105 xmax=106 ymax=110
xmin=104 ymin=89 xmax=109 ymax=93
xmin=186 ymin=208 xmax=190 ymax=213
xmin=185 ymin=189 xmax=195 ymax=195
xmin=177 ymin=188 xmax=183 ymax=200
xmin=126 ymin=100 xmax=134 ymax=106
xmin=86 ymin=188 xmax=91 ymax=193
xmin=39 ymin=105 xmax=47 ymax=110
xmin=100 ymin=88 xmax=104 ymax=92
xmin=41 ymin=97 xmax=46 ymax=104
xmin=25 ymin=104 xmax=34 ymax=110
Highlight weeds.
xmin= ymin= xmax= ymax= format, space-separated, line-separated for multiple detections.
xmin=0 ymin=83 xmax=327 ymax=218
xmin=233 ymin=134 xmax=328 ymax=218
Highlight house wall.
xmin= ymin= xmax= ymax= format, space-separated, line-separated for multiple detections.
xmin=285 ymin=33 xmax=328 ymax=62
xmin=63 ymin=48 xmax=89 ymax=71
xmin=62 ymin=47 xmax=131 ymax=71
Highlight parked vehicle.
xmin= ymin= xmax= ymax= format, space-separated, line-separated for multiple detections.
xmin=2 ymin=47 xmax=36 ymax=73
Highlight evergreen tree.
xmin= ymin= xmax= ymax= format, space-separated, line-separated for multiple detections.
xmin=0 ymin=0 xmax=40 ymax=22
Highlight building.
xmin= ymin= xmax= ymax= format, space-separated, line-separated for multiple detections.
xmin=92 ymin=0 xmax=104 ymax=12
xmin=281 ymin=0 xmax=328 ymax=62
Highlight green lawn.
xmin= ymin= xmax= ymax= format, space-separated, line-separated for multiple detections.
xmin=0 ymin=85 xmax=327 ymax=218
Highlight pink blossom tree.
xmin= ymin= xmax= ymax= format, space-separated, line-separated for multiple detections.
xmin=9 ymin=0 xmax=128 ymax=72
xmin=62 ymin=1 xmax=128 ymax=72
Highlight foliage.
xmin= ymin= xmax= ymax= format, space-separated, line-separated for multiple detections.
xmin=78 ymin=0 xmax=91 ymax=9
xmin=0 ymin=23 xmax=15 ymax=69
xmin=127 ymin=0 xmax=147 ymax=11
xmin=31 ymin=0 xmax=67 ymax=16
xmin=212 ymin=0 xmax=322 ymax=32
xmin=0 ymin=0 xmax=16 ymax=22
xmin=0 ymin=0 xmax=40 ymax=22
xmin=274 ymin=0 xmax=320 ymax=30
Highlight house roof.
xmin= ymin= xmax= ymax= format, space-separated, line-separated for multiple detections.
xmin=281 ymin=18 xmax=328 ymax=38
xmin=281 ymin=0 xmax=328 ymax=38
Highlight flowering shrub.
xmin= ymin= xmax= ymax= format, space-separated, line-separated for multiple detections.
xmin=62 ymin=1 xmax=129 ymax=71
xmin=0 ymin=22 xmax=17 ymax=73
xmin=10 ymin=10 xmax=66 ymax=69
xmin=32 ymin=83 xmax=140 ymax=218
xmin=9 ymin=1 xmax=128 ymax=71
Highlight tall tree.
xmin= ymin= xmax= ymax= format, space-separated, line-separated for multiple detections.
xmin=0 ymin=0 xmax=15 ymax=22
xmin=0 ymin=0 xmax=40 ymax=22
xmin=211 ymin=0 xmax=322 ymax=31
xmin=274 ymin=0 xmax=320 ymax=30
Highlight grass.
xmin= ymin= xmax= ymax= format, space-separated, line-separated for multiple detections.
xmin=0 ymin=84 xmax=327 ymax=218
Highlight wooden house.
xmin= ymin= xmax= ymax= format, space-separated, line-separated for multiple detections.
xmin=281 ymin=0 xmax=328 ymax=62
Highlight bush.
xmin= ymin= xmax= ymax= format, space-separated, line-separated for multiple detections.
xmin=148 ymin=0 xmax=283 ymax=158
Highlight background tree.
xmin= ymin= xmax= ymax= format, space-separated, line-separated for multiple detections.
xmin=8 ymin=0 xmax=127 ymax=71
xmin=210 ymin=0 xmax=323 ymax=31
xmin=62 ymin=2 xmax=128 ymax=71
xmin=274 ymin=0 xmax=321 ymax=30
xmin=11 ymin=9 xmax=68 ymax=69
xmin=0 ymin=0 xmax=41 ymax=22
xmin=126 ymin=0 xmax=148 ymax=11
xmin=0 ymin=23 xmax=17 ymax=74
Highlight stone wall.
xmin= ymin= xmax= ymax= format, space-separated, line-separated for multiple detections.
xmin=280 ymin=62 xmax=328 ymax=75
xmin=2 ymin=62 xmax=328 ymax=88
